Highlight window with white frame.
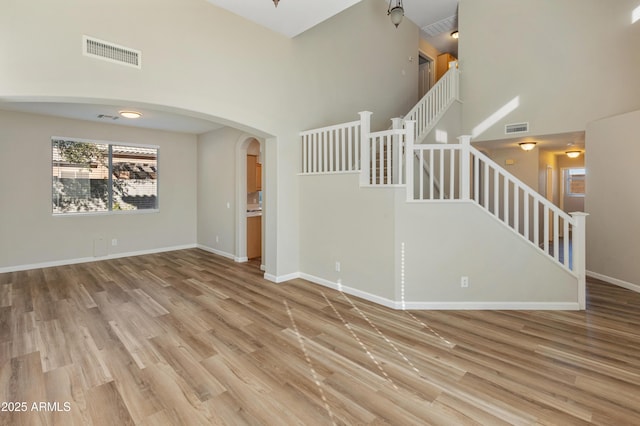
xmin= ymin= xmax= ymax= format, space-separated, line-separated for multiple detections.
xmin=565 ymin=168 xmax=585 ymax=197
xmin=52 ymin=138 xmax=158 ymax=214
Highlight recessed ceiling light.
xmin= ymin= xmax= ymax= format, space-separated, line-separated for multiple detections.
xmin=451 ymin=30 xmax=459 ymax=39
xmin=119 ymin=111 xmax=142 ymax=119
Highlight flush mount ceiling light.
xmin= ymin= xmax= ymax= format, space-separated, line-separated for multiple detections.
xmin=451 ymin=30 xmax=459 ymax=39
xmin=519 ymin=142 xmax=537 ymax=151
xmin=119 ymin=111 xmax=142 ymax=119
xmin=566 ymin=150 xmax=581 ymax=158
xmin=388 ymin=0 xmax=404 ymax=28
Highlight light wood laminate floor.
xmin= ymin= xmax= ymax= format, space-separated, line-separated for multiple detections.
xmin=1 ymin=249 xmax=639 ymax=425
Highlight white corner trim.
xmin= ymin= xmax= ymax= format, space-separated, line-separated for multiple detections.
xmin=196 ymin=244 xmax=235 ymax=261
xmin=264 ymin=272 xmax=301 ymax=283
xmin=235 ymin=256 xmax=249 ymax=263
xmin=587 ymin=270 xmax=640 ymax=294
xmin=299 ymin=273 xmax=398 ymax=309
xmin=0 ymin=244 xmax=198 ymax=274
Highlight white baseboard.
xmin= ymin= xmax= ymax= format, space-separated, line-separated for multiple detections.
xmin=400 ymin=301 xmax=580 ymax=310
xmin=196 ymin=244 xmax=235 ymax=261
xmin=299 ymin=273 xmax=398 ymax=309
xmin=0 ymin=244 xmax=198 ymax=274
xmin=298 ymin=273 xmax=579 ymax=310
xmin=264 ymin=272 xmax=301 ymax=283
xmin=587 ymin=270 xmax=640 ymax=294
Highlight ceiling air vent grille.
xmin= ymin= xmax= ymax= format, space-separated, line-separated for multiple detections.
xmin=83 ymin=36 xmax=141 ymax=69
xmin=421 ymin=15 xmax=457 ymax=37
xmin=505 ymin=122 xmax=529 ymax=134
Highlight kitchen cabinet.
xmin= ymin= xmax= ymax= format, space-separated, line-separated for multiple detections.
xmin=247 ymin=155 xmax=262 ymax=192
xmin=247 ymin=215 xmax=262 ymax=259
xmin=256 ymin=163 xmax=262 ymax=191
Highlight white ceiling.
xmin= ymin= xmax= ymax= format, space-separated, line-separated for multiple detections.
xmin=206 ymin=0 xmax=459 ymax=54
xmin=205 ymin=0 xmax=363 ymax=38
xmin=0 ymin=100 xmax=224 ymax=134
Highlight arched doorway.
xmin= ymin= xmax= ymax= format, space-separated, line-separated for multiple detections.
xmin=235 ymin=135 xmax=264 ymax=270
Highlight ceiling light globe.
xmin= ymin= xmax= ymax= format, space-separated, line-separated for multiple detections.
xmin=389 ymin=6 xmax=404 ymax=27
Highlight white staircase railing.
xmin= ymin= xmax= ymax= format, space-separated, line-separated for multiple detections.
xmin=404 ymin=65 xmax=459 ymax=144
xmin=298 ymin=70 xmax=586 ymax=309
xmin=405 ymin=134 xmax=588 ymax=308
xmin=300 ymin=119 xmax=362 ymax=174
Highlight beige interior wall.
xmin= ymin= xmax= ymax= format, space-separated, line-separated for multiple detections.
xmin=459 ymin=0 xmax=640 ymax=142
xmin=299 ymin=174 xmax=398 ymax=300
xmin=0 ymin=0 xmax=419 ymax=278
xmin=0 ymin=109 xmax=197 ymax=270
xmin=395 ymin=199 xmax=578 ymax=305
xmin=418 ymin=38 xmax=441 ymax=62
xmin=293 ymin=0 xmax=420 ymax=131
xmin=197 ymin=127 xmax=241 ymax=257
xmin=489 ymin=146 xmax=540 ymax=191
xmin=585 ymin=109 xmax=640 ymax=288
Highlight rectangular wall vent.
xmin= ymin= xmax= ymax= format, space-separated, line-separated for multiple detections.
xmin=505 ymin=122 xmax=529 ymax=134
xmin=83 ymin=36 xmax=141 ymax=69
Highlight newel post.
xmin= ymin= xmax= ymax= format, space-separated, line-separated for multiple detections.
xmin=391 ymin=118 xmax=403 ymax=184
xmin=404 ymin=120 xmax=415 ymax=202
xmin=570 ymin=212 xmax=589 ymax=310
xmin=458 ymin=135 xmax=472 ymax=201
xmin=359 ymin=111 xmax=372 ymax=187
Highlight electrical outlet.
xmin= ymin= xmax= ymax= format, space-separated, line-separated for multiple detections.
xmin=111 ymin=238 xmax=118 ymax=246
xmin=461 ymin=276 xmax=469 ymax=288
xmin=335 ymin=261 xmax=341 ymax=272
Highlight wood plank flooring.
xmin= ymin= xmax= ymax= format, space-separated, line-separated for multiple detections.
xmin=1 ymin=249 xmax=640 ymax=425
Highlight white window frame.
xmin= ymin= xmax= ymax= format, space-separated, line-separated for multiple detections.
xmin=52 ymin=137 xmax=159 ymax=216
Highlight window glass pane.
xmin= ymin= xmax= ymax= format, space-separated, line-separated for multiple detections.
xmin=566 ymin=168 xmax=585 ymax=196
xmin=52 ymin=139 xmax=109 ymax=213
xmin=112 ymin=145 xmax=158 ymax=210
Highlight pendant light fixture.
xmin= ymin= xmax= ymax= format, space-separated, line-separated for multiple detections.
xmin=388 ymin=0 xmax=404 ymax=28
xmin=273 ymin=0 xmax=279 ymax=7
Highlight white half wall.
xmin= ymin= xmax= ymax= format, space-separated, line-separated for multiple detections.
xmin=298 ymin=173 xmax=399 ymax=300
xmin=395 ymin=198 xmax=578 ymax=306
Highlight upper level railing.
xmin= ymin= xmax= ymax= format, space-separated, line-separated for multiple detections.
xmin=404 ymin=64 xmax=459 ymax=144
xmin=300 ymin=119 xmax=362 ymax=174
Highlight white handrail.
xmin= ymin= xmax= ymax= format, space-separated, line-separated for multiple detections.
xmin=300 ymin=119 xmax=362 ymax=174
xmin=404 ymin=65 xmax=459 ymax=144
xmin=406 ymin=137 xmax=582 ymax=274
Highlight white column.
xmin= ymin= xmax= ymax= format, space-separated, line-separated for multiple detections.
xmin=359 ymin=111 xmax=372 ymax=187
xmin=570 ymin=212 xmax=589 ymax=310
xmin=404 ymin=121 xmax=416 ymax=202
xmin=458 ymin=135 xmax=472 ymax=201
xmin=391 ymin=118 xmax=403 ymax=184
